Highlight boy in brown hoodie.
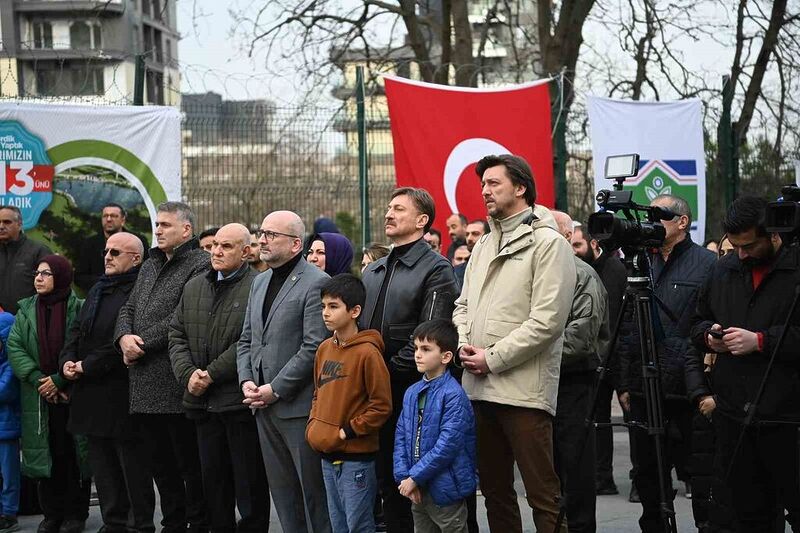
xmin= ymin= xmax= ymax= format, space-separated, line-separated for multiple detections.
xmin=306 ymin=273 xmax=392 ymax=533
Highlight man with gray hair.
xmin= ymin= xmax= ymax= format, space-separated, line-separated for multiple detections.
xmin=0 ymin=205 xmax=50 ymax=313
xmin=237 ymin=210 xmax=331 ymax=533
xmin=170 ymin=223 xmax=269 ymax=532
xmin=115 ymin=201 xmax=211 ymax=533
xmin=616 ymin=194 xmax=715 ymax=530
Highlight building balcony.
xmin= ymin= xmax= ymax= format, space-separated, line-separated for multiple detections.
xmin=14 ymin=1 xmax=125 ymax=15
xmin=16 ymin=47 xmax=128 ymax=61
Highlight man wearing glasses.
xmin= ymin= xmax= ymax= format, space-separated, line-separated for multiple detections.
xmin=59 ymin=232 xmax=154 ymax=533
xmin=0 ymin=205 xmax=50 ymax=314
xmin=237 ymin=210 xmax=331 ymax=533
xmin=74 ymin=203 xmax=149 ymax=294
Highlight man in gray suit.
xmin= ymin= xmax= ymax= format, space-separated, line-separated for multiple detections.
xmin=236 ymin=210 xmax=331 ymax=533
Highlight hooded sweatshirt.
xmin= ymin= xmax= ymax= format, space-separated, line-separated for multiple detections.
xmin=306 ymin=329 xmax=391 ymax=460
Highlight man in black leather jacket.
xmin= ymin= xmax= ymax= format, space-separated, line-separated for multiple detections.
xmin=617 ymin=194 xmax=715 ymax=532
xmin=361 ymin=187 xmax=458 ymax=533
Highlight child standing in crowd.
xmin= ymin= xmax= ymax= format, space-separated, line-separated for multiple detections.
xmin=0 ymin=312 xmax=19 ymax=533
xmin=306 ymin=274 xmax=392 ymax=533
xmin=394 ymin=319 xmax=477 ymax=533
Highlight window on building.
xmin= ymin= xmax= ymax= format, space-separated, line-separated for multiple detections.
xmin=70 ymin=22 xmax=92 ymax=49
xmin=143 ymin=26 xmax=153 ymax=58
xmin=165 ymin=38 xmax=172 ymax=64
xmin=36 ymin=63 xmax=105 ymax=96
xmin=153 ymin=29 xmax=163 ymax=63
xmin=32 ymin=22 xmax=53 ymax=49
xmin=146 ymin=70 xmax=164 ymax=105
xmin=92 ymin=24 xmax=102 ymax=49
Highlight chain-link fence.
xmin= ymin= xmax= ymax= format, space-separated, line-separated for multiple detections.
xmin=180 ymin=92 xmax=603 ymax=249
xmin=1 ymin=50 xmax=797 ymax=246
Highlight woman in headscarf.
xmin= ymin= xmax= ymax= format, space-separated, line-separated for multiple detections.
xmin=306 ymin=232 xmax=355 ymax=276
xmin=7 ymin=255 xmax=89 ymax=533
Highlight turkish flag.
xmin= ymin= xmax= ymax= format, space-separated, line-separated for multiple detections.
xmin=384 ymin=76 xmax=554 ymax=254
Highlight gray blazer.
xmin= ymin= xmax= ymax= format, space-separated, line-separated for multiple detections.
xmin=236 ymin=257 xmax=330 ymax=419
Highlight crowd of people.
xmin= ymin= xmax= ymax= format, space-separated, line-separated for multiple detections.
xmin=0 ymin=152 xmax=797 ymax=533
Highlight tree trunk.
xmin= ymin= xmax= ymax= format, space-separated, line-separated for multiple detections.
xmin=451 ymin=0 xmax=476 ymax=87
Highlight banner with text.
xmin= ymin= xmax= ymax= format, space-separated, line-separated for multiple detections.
xmin=0 ymin=103 xmax=181 ymax=257
xmin=385 ymin=76 xmax=554 ymax=253
xmin=587 ymin=96 xmax=706 ymax=243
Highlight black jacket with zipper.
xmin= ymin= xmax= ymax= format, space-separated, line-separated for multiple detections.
xmin=689 ymin=245 xmax=800 ymax=422
xmin=169 ymin=262 xmax=257 ymax=416
xmin=618 ymin=236 xmax=716 ymax=399
xmin=360 ymin=238 xmax=458 ymax=373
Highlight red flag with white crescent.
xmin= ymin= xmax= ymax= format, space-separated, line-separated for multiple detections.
xmin=384 ymin=76 xmax=554 ymax=253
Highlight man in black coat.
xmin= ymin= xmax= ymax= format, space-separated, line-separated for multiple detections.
xmin=74 ymin=203 xmax=149 ymax=294
xmin=572 ymin=223 xmax=630 ymax=497
xmin=115 ymin=202 xmax=210 ymax=533
xmin=60 ymin=232 xmax=153 ymax=533
xmin=361 ymin=188 xmax=459 ymax=533
xmin=169 ymin=224 xmax=269 ymax=532
xmin=690 ymin=196 xmax=800 ymax=531
xmin=0 ymin=206 xmax=50 ymax=314
xmin=617 ymin=194 xmax=715 ymax=532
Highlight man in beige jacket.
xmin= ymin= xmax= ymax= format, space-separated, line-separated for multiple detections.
xmin=454 ymin=154 xmax=576 ymax=533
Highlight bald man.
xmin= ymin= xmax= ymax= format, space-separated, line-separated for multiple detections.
xmin=237 ymin=211 xmax=331 ymax=533
xmin=552 ymin=210 xmax=609 ymax=532
xmin=59 ymin=232 xmax=155 ymax=533
xmin=169 ymin=224 xmax=270 ymax=532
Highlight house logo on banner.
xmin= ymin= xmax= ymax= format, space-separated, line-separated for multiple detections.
xmin=0 ymin=121 xmax=54 ymax=229
xmin=587 ymin=96 xmax=707 ymax=243
xmin=626 ymin=159 xmax=699 ymax=233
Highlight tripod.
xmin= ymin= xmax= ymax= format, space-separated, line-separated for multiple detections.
xmin=554 ymin=247 xmax=677 ymax=533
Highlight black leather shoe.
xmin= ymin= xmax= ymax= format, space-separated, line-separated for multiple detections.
xmin=58 ymin=519 xmax=85 ymax=533
xmin=596 ymin=478 xmax=619 ymax=495
xmin=628 ymin=484 xmax=640 ymax=503
xmin=37 ymin=519 xmax=61 ymax=533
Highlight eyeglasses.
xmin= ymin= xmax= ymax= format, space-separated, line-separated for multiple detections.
xmin=255 ymin=229 xmax=299 ymax=242
xmin=33 ymin=270 xmax=53 ymax=278
xmin=103 ymin=248 xmax=139 ymax=257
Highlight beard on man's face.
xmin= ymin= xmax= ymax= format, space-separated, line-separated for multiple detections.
xmin=741 ymin=244 xmax=777 ymax=268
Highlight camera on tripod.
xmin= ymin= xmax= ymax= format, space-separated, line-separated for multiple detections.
xmin=765 ymin=184 xmax=800 ymax=235
xmin=587 ymin=154 xmax=676 ymax=251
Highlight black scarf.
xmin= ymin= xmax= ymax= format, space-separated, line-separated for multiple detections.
xmin=83 ymin=267 xmax=141 ymax=337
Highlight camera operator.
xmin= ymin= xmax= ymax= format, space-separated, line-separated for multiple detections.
xmin=690 ymin=196 xmax=800 ymax=531
xmin=617 ymin=194 xmax=716 ymax=532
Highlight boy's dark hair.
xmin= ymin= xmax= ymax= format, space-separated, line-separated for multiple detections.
xmin=320 ymin=273 xmax=366 ymax=310
xmin=413 ymin=319 xmax=458 ymax=355
xmin=475 ymin=154 xmax=536 ymax=206
xmin=723 ymin=196 xmax=768 ymax=237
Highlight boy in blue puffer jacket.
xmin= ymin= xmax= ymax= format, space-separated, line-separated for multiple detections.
xmin=394 ymin=319 xmax=477 ymax=533
xmin=0 ymin=312 xmax=20 ymax=533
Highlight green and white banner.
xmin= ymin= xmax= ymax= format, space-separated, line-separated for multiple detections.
xmin=0 ymin=103 xmax=181 ymax=257
xmin=587 ymin=96 xmax=706 ymax=243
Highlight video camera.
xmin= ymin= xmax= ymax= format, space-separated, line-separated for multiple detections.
xmin=588 ymin=154 xmax=675 ymax=250
xmin=765 ymin=185 xmax=800 ymax=235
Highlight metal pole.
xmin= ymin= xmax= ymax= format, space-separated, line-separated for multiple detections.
xmin=554 ymin=73 xmax=568 ymax=211
xmin=356 ymin=66 xmax=370 ymax=249
xmin=719 ymin=75 xmax=734 ymax=205
xmin=133 ymin=54 xmax=146 ymax=106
